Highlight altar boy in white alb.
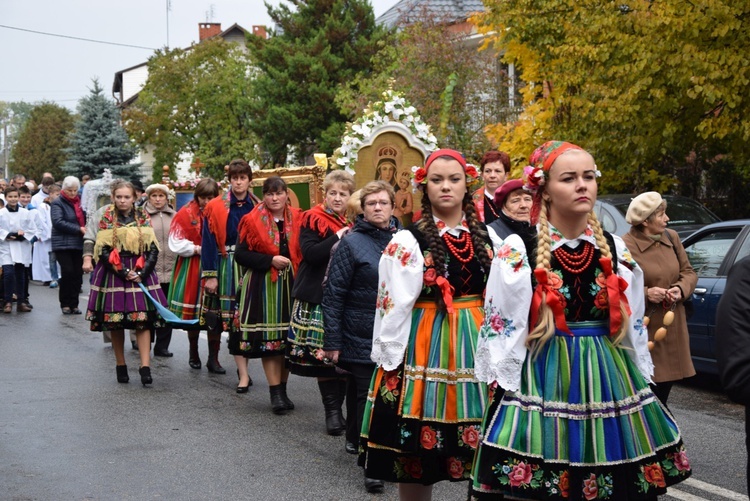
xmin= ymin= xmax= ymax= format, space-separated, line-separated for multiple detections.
xmin=0 ymin=186 xmax=37 ymax=313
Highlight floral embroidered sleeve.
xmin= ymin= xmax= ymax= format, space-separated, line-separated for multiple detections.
xmin=614 ymin=234 xmax=653 ymax=382
xmin=475 ymin=231 xmax=533 ymax=391
xmin=370 ymin=230 xmax=424 ymax=371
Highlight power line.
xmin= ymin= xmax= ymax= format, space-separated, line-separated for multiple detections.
xmin=0 ymin=24 xmax=157 ymax=50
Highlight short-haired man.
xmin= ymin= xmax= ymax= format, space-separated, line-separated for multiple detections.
xmin=200 ymin=159 xmax=260 ymax=375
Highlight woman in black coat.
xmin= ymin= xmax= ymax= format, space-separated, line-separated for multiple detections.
xmin=50 ymin=176 xmax=86 ymax=314
xmin=322 ymin=180 xmax=401 ymax=494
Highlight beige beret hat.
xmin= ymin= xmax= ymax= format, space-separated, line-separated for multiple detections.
xmin=146 ymin=183 xmax=170 ymax=197
xmin=625 ymin=191 xmax=663 ymax=225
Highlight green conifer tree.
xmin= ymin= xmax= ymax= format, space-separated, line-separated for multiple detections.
xmin=248 ymin=0 xmax=392 ymax=166
xmin=62 ymin=79 xmax=142 ymax=181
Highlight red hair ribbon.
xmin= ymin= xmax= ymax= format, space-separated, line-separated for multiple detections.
xmin=435 ymin=276 xmax=455 ymax=314
xmin=135 ymin=256 xmax=146 ymax=270
xmin=599 ymin=257 xmax=631 ymax=336
xmin=108 ymin=248 xmax=122 ymax=271
xmin=530 ymin=268 xmax=572 ymax=335
xmin=424 ymin=149 xmax=467 ymax=173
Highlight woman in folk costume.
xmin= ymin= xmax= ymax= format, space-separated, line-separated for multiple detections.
xmin=235 ymin=176 xmax=302 ymax=413
xmin=167 ymin=178 xmax=220 ymax=370
xmin=200 ymin=159 xmax=261 ymax=378
xmin=360 ymin=149 xmax=493 ymax=500
xmin=86 ymin=180 xmax=166 ymax=386
xmin=472 ymin=150 xmax=511 ymax=225
xmin=470 ymin=141 xmax=691 ymax=500
xmin=288 ymin=170 xmax=355 ymax=435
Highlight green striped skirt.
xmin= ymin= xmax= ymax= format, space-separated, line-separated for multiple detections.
xmin=470 ymin=323 xmax=691 ymax=500
xmin=236 ymin=267 xmax=293 ymax=358
xmin=287 ymin=299 xmax=338 ymax=377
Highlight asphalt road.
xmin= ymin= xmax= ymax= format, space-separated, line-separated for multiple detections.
xmin=0 ymin=282 xmax=747 ymax=500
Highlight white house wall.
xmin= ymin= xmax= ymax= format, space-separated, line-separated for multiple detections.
xmin=122 ymin=65 xmax=149 ymax=103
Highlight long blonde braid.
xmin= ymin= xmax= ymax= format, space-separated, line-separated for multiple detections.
xmin=527 ymin=201 xmax=556 ymax=356
xmin=588 ymin=211 xmax=629 ymax=345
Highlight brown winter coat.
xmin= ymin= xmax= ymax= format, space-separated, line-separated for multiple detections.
xmin=144 ymin=201 xmax=176 ymax=285
xmin=623 ymin=227 xmax=697 ymax=382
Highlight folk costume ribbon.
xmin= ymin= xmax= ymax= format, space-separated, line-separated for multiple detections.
xmin=599 ymin=257 xmax=631 ymax=336
xmin=530 ymin=268 xmax=572 ymax=335
xmin=93 ymin=205 xmax=157 ymax=268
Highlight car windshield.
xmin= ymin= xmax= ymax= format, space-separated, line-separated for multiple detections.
xmin=608 ymin=197 xmax=718 ymax=227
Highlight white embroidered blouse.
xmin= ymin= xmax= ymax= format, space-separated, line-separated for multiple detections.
xmin=474 ymin=223 xmax=651 ymax=392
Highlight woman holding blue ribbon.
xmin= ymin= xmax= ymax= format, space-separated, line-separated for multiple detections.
xmin=470 ymin=141 xmax=691 ymax=500
xmin=359 ymin=149 xmax=494 ymax=499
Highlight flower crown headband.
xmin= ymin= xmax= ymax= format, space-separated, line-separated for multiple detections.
xmin=410 ymin=148 xmax=481 ymax=191
xmin=522 ymin=141 xmax=601 ymax=195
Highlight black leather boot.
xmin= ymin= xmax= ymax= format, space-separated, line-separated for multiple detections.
xmin=318 ymin=380 xmax=345 ymax=435
xmin=337 ymin=377 xmax=348 ymax=431
xmin=188 ymin=334 xmax=201 ymax=370
xmin=206 ymin=339 xmax=226 ymax=374
xmin=269 ymin=384 xmax=288 ymax=415
xmin=116 ymin=365 xmax=129 ymax=383
xmin=280 ymin=381 xmax=294 ymax=410
xmin=139 ymin=366 xmax=152 ymax=386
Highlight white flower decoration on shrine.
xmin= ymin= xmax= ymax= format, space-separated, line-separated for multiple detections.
xmin=333 ymin=89 xmax=438 ymax=175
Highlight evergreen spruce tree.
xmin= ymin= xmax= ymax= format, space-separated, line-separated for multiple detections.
xmin=62 ymin=79 xmax=142 ymax=181
xmin=248 ymin=0 xmax=392 ymax=166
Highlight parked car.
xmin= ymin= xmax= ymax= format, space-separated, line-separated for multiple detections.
xmin=594 ymin=194 xmax=720 ymax=239
xmin=681 ymin=220 xmax=750 ymax=374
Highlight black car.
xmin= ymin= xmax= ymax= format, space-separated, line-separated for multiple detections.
xmin=594 ymin=194 xmax=720 ymax=239
xmin=682 ymin=220 xmax=750 ymax=374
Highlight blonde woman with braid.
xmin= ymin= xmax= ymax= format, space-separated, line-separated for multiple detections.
xmin=86 ymin=180 xmax=166 ymax=386
xmin=360 ymin=149 xmax=494 ymax=500
xmin=470 ymin=142 xmax=692 ymax=500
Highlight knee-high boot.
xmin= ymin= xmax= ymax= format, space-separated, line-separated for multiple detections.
xmin=318 ymin=380 xmax=345 ymax=436
xmin=337 ymin=377 xmax=347 ymax=430
xmin=206 ymin=338 xmax=226 ymax=374
xmin=188 ymin=333 xmax=201 ymax=370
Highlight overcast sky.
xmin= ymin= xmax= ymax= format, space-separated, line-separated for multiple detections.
xmin=0 ymin=0 xmax=400 ymax=110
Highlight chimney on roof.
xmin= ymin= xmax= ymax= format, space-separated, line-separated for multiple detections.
xmin=199 ymin=22 xmax=222 ymax=41
xmin=252 ymin=25 xmax=268 ymax=39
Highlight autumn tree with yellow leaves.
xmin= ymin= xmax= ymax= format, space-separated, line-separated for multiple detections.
xmin=474 ymin=0 xmax=750 ymax=215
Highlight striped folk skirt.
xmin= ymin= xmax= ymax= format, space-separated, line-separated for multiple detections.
xmin=167 ymin=254 xmax=203 ymax=322
xmin=236 ymin=267 xmax=293 ymax=358
xmin=470 ymin=323 xmax=691 ymax=500
xmin=287 ymin=299 xmax=338 ymax=378
xmin=199 ymin=252 xmax=242 ymax=333
xmin=86 ymin=256 xmax=166 ymax=331
xmin=359 ymin=296 xmax=488 ymax=485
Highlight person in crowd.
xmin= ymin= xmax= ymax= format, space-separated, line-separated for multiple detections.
xmin=393 ymin=170 xmax=414 ymax=225
xmin=487 ymin=178 xmax=534 ymax=242
xmin=234 ymin=176 xmax=302 ymax=411
xmin=200 ymin=159 xmax=261 ymax=377
xmin=322 ymin=180 xmax=401 ymax=493
xmin=167 ymin=178 xmax=220 ymax=370
xmin=359 ymin=149 xmax=492 ymax=500
xmin=143 ymin=183 xmax=177 ymax=358
xmin=31 ymin=175 xmax=55 ymax=208
xmin=472 ymin=150 xmax=510 ymax=224
xmin=288 ymin=170 xmax=355 ymax=435
xmin=623 ymin=192 xmax=697 ymax=405
xmin=86 ymin=179 xmax=165 ymax=386
xmin=0 ymin=186 xmax=37 ymax=313
xmin=17 ymin=185 xmax=37 ymax=306
xmin=470 ymin=141 xmax=691 ymax=499
xmin=79 ymin=174 xmax=90 ymax=196
xmin=716 ymin=255 xmax=750 ymax=495
xmin=0 ymin=177 xmax=7 ymax=194
xmin=51 ymin=176 xmax=86 ymax=314
xmin=132 ymin=180 xmax=147 ymax=207
xmin=31 ymin=183 xmax=60 ymax=286
xmin=12 ymin=174 xmax=26 ymax=189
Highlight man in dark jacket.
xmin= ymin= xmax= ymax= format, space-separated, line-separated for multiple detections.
xmin=715 ymin=255 xmax=750 ymax=494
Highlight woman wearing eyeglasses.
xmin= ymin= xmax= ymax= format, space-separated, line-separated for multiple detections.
xmin=322 ymin=180 xmax=402 ymax=493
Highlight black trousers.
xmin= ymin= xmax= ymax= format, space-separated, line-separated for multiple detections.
xmin=55 ymin=249 xmax=83 ymax=309
xmin=339 ymin=361 xmax=377 ymax=447
xmin=2 ymin=263 xmax=26 ymax=303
